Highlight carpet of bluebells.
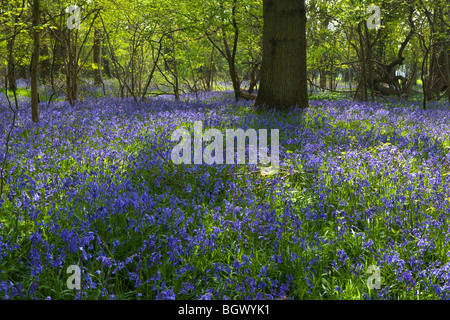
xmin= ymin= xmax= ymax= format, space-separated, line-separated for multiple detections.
xmin=1 ymin=84 xmax=450 ymax=300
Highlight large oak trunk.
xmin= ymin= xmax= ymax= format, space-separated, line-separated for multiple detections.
xmin=255 ymin=0 xmax=308 ymax=110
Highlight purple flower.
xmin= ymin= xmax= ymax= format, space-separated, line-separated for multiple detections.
xmin=97 ymin=254 xmax=112 ymax=268
xmin=156 ymin=287 xmax=176 ymax=300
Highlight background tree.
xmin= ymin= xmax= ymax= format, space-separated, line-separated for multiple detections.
xmin=2 ymin=0 xmax=449 ymax=114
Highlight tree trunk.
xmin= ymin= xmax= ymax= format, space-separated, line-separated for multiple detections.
xmin=40 ymin=38 xmax=51 ymax=85
xmin=447 ymin=50 xmax=450 ymax=102
xmin=52 ymin=28 xmax=65 ymax=77
xmin=255 ymin=0 xmax=308 ymax=110
xmin=6 ymin=5 xmax=20 ymax=91
xmin=247 ymin=62 xmax=260 ymax=94
xmin=329 ymin=60 xmax=334 ymax=91
xmin=7 ymin=37 xmax=16 ymax=91
xmin=222 ymin=0 xmax=241 ymax=102
xmin=93 ymin=28 xmax=102 ymax=85
xmin=356 ymin=22 xmax=367 ymax=101
xmin=31 ymin=0 xmax=40 ymax=123
xmin=65 ymin=27 xmax=78 ymax=106
xmin=319 ymin=68 xmax=326 ymax=91
xmin=102 ymin=41 xmax=111 ymax=78
xmin=208 ymin=45 xmax=216 ymax=91
xmin=173 ymin=37 xmax=180 ymax=100
xmin=364 ymin=23 xmax=375 ymax=100
xmin=446 ymin=41 xmax=450 ymax=103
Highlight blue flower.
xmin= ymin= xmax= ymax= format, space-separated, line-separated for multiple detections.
xmin=156 ymin=288 xmax=176 ymax=300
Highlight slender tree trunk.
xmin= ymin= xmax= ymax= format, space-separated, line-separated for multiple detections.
xmin=65 ymin=28 xmax=77 ymax=105
xmin=442 ymin=1 xmax=450 ymax=103
xmin=428 ymin=47 xmax=436 ymax=101
xmin=364 ymin=23 xmax=375 ymax=100
xmin=93 ymin=28 xmax=102 ymax=85
xmin=255 ymin=0 xmax=308 ymax=110
xmin=319 ymin=68 xmax=326 ymax=91
xmin=102 ymin=41 xmax=111 ymax=78
xmin=173 ymin=37 xmax=180 ymax=100
xmin=185 ymin=38 xmax=199 ymax=99
xmin=6 ymin=5 xmax=20 ymax=91
xmin=31 ymin=0 xmax=40 ymax=123
xmin=319 ymin=54 xmax=327 ymax=91
xmin=328 ymin=57 xmax=334 ymax=90
xmin=447 ymin=60 xmax=450 ymax=103
xmin=347 ymin=40 xmax=352 ymax=91
xmin=209 ymin=45 xmax=216 ymax=91
xmin=52 ymin=28 xmax=65 ymax=77
xmin=40 ymin=37 xmax=51 ymax=85
xmin=221 ymin=0 xmax=241 ymax=102
xmin=356 ymin=22 xmax=367 ymax=101
xmin=447 ymin=42 xmax=450 ymax=103
xmin=448 ymin=0 xmax=450 ymax=102
xmin=247 ymin=62 xmax=260 ymax=94
xmin=7 ymin=37 xmax=16 ymax=91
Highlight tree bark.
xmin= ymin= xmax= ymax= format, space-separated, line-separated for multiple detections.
xmin=355 ymin=22 xmax=367 ymax=101
xmin=31 ymin=0 xmax=40 ymax=123
xmin=93 ymin=28 xmax=102 ymax=85
xmin=247 ymin=62 xmax=260 ymax=94
xmin=255 ymin=0 xmax=308 ymax=110
xmin=319 ymin=68 xmax=326 ymax=91
xmin=222 ymin=0 xmax=241 ymax=102
xmin=7 ymin=36 xmax=16 ymax=91
xmin=40 ymin=37 xmax=51 ymax=85
xmin=364 ymin=23 xmax=375 ymax=100
xmin=65 ymin=27 xmax=78 ymax=105
xmin=5 ymin=1 xmax=20 ymax=91
xmin=102 ymin=40 xmax=111 ymax=78
xmin=448 ymin=0 xmax=450 ymax=103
